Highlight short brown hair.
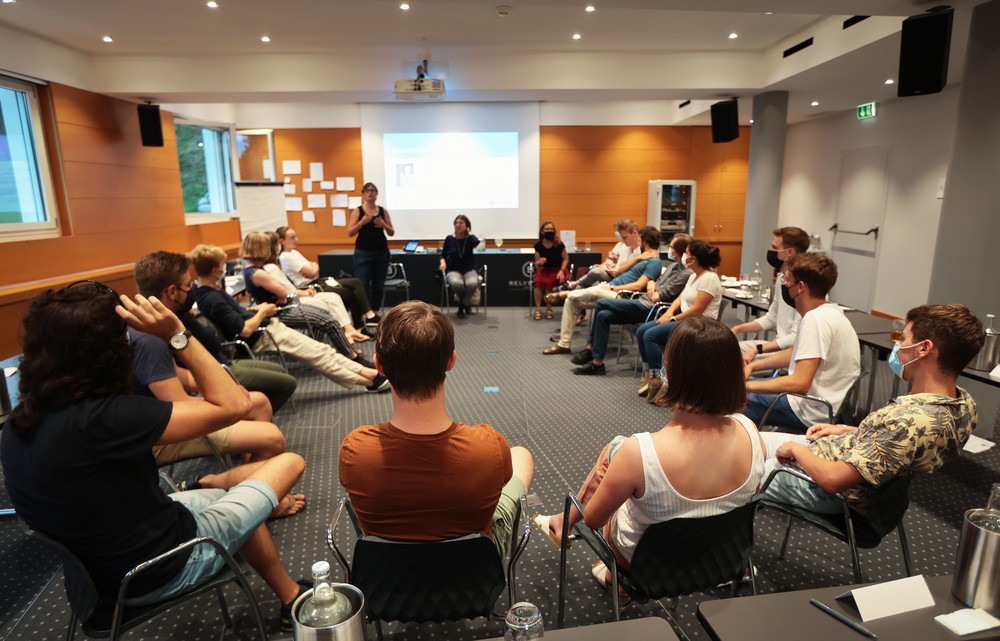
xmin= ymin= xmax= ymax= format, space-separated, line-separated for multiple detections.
xmin=669 ymin=233 xmax=692 ymax=256
xmin=785 ymin=253 xmax=837 ymax=298
xmin=241 ymin=232 xmax=274 ymax=265
xmin=660 ymin=316 xmax=746 ymax=415
xmin=639 ymin=226 xmax=661 ymax=250
xmin=134 ymin=251 xmax=189 ymax=298
xmin=773 ymin=227 xmax=810 ymax=253
xmin=906 ymin=304 xmax=985 ymax=376
xmin=189 ymin=244 xmax=228 ymax=278
xmin=376 ymin=301 xmax=454 ymax=400
xmin=616 ymin=219 xmax=638 ymax=233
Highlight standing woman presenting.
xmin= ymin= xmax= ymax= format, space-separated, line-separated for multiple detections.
xmin=439 ymin=215 xmax=480 ymax=319
xmin=347 ymin=182 xmax=395 ymax=312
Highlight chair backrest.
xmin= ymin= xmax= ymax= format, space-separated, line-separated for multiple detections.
xmin=853 ymin=475 xmax=912 ymax=543
xmin=625 ymin=500 xmax=757 ymax=602
xmin=351 ymin=534 xmax=505 ymax=623
xmin=25 ymin=527 xmax=104 ymax=622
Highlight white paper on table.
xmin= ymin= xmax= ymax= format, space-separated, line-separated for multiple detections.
xmin=320 ymin=181 xmax=334 ymax=190
xmin=302 ymin=179 xmax=313 ymax=193
xmin=836 ymin=575 xmax=935 ymax=621
xmin=301 ymin=210 xmax=316 ymax=223
xmin=307 ymin=194 xmax=327 ymax=209
xmin=935 ymin=608 xmax=1000 ymax=635
xmin=560 ymin=230 xmax=576 ymax=252
xmin=309 ymin=162 xmax=324 ymax=182
xmin=520 ymin=248 xmax=535 ymax=254
xmin=3 ymin=366 xmax=17 ymax=377
xmin=284 ymin=197 xmax=303 ymax=212
xmin=964 ymin=434 xmax=995 ymax=453
xmin=283 ymin=183 xmax=296 ymax=195
xmin=330 ymin=194 xmax=349 ymax=208
xmin=332 ymin=210 xmax=347 ymax=226
xmin=282 ymin=160 xmax=302 ymax=175
xmin=347 ymin=196 xmax=362 ymax=209
xmin=336 ymin=177 xmax=355 ymax=191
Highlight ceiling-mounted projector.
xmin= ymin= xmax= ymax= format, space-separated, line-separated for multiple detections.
xmin=394 ymin=78 xmax=446 ymax=101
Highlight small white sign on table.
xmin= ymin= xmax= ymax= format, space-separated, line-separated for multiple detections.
xmin=836 ymin=575 xmax=935 ymax=621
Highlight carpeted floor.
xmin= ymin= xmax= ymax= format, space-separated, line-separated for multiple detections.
xmin=1 ymin=305 xmax=998 ymax=641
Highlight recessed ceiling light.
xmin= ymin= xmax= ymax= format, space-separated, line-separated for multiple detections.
xmin=810 ymin=101 xmax=819 ymax=106
xmin=572 ymin=33 xmax=582 ymax=40
xmin=884 ymin=78 xmax=895 ymax=85
xmin=260 ymin=35 xmax=271 ymax=43
xmin=728 ymin=33 xmax=738 ymax=40
xmin=765 ymin=11 xmax=773 ymax=14
xmin=585 ymin=5 xmax=596 ymax=12
xmin=399 ymin=2 xmax=410 ymax=9
xmin=102 ymin=36 xmax=113 ymax=43
xmin=206 ymin=1 xmax=218 ymax=7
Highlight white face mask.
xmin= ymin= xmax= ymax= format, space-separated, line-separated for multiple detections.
xmin=682 ymin=253 xmax=692 ymax=267
xmin=614 ymin=231 xmax=622 ymax=241
xmin=666 ymin=247 xmax=676 ymax=261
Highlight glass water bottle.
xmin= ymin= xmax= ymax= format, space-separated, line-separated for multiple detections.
xmin=297 ymin=561 xmax=351 ymax=628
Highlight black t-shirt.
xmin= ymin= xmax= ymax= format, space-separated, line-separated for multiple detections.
xmin=354 ymin=206 xmax=389 ymax=252
xmin=180 ymin=312 xmax=230 ymax=365
xmin=128 ymin=328 xmax=177 ymax=397
xmin=534 ymin=240 xmax=565 ymax=269
xmin=0 ymin=395 xmax=193 ymax=598
xmin=441 ymin=234 xmax=479 ymax=274
xmin=193 ymin=285 xmax=265 ymax=347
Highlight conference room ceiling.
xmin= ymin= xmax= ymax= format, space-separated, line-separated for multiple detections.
xmin=0 ymin=0 xmax=982 ymax=124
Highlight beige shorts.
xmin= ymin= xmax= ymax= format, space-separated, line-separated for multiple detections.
xmin=153 ymin=425 xmax=235 ymax=466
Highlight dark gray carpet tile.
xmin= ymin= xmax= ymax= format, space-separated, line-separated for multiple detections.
xmin=2 ymin=307 xmax=998 ymax=641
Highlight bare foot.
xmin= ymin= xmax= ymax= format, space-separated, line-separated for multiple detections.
xmin=270 ymin=493 xmax=306 ymax=520
xmin=351 ymin=332 xmax=371 ymax=343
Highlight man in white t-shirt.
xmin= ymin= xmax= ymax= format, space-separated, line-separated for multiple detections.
xmin=562 ymin=219 xmax=643 ymax=291
xmin=744 ymin=253 xmax=860 ymax=433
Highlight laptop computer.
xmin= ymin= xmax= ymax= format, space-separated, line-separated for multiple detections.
xmin=403 ymin=240 xmax=420 ymax=253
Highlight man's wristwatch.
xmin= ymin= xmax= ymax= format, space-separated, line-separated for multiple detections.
xmin=756 ymin=343 xmax=765 ymax=355
xmin=168 ymin=330 xmax=192 ymax=351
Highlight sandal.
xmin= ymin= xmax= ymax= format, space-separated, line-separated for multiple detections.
xmin=546 ymin=309 xmax=554 ymax=320
xmin=591 ymin=561 xmax=632 ymax=605
xmin=534 ymin=310 xmax=542 ymax=321
xmin=532 ymin=514 xmax=572 ymax=549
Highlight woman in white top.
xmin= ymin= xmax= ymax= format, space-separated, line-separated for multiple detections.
xmin=533 ymin=316 xmax=765 ymax=589
xmin=637 ymin=239 xmax=723 ymax=402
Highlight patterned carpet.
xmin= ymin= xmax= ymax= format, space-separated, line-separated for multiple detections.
xmin=1 ymin=305 xmax=997 ymax=641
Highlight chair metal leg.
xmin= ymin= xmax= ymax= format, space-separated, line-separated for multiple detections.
xmin=898 ymin=519 xmax=915 ymax=576
xmin=374 ymin=619 xmax=384 ymax=641
xmin=214 ymin=586 xmax=232 ymax=631
xmin=778 ymin=515 xmax=793 ymax=560
xmin=842 ymin=511 xmax=864 ymax=584
xmin=65 ymin=610 xmax=78 ymax=641
xmin=609 ymin=557 xmax=621 ymax=622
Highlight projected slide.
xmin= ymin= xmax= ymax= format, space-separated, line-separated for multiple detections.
xmin=383 ymin=132 xmax=518 ymax=210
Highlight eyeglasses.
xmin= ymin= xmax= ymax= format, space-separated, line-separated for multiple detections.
xmin=65 ymin=279 xmax=120 ymax=298
xmin=362 ymin=188 xmax=377 ymax=193
xmin=176 ymin=281 xmax=195 ymax=294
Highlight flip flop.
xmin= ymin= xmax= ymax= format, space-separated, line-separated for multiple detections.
xmin=546 ymin=309 xmax=554 ymax=320
xmin=534 ymin=310 xmax=542 ymax=320
xmin=270 ymin=493 xmax=306 ymax=520
xmin=532 ymin=514 xmax=572 ymax=549
xmin=591 ymin=561 xmax=631 ymax=605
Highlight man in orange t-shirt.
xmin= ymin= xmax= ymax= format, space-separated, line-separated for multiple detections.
xmin=339 ymin=301 xmax=534 ymax=559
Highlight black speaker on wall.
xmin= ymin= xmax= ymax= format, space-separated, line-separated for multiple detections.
xmin=710 ymin=99 xmax=739 ymax=143
xmin=897 ymin=6 xmax=953 ymax=97
xmin=137 ymin=103 xmax=164 ymax=147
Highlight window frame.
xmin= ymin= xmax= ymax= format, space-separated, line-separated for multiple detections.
xmin=0 ymin=74 xmax=60 ymax=243
xmin=175 ymin=118 xmax=239 ymax=225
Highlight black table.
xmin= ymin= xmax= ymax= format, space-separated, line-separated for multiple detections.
xmin=698 ymin=575 xmax=999 ymax=641
xmin=318 ymin=249 xmax=601 ymax=307
xmin=846 ymin=310 xmax=896 ymax=337
xmin=483 ymin=616 xmax=678 ymax=641
xmin=722 ymin=288 xmax=771 ymax=322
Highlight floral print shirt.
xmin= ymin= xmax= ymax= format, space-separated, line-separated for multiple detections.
xmin=809 ymin=388 xmax=976 ymax=513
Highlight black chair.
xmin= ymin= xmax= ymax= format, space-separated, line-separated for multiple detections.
xmin=24 ymin=528 xmax=268 ymax=641
xmin=326 ymin=495 xmax=530 ymax=641
xmin=382 ymin=262 xmax=410 ymax=310
xmin=557 ymin=493 xmax=759 ymax=638
xmin=758 ymin=466 xmax=914 ymax=583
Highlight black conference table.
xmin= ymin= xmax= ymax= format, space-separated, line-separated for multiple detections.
xmin=483 ymin=616 xmax=678 ymax=641
xmin=318 ymin=248 xmax=602 ymax=307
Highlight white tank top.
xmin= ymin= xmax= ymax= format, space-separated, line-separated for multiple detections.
xmin=609 ymin=413 xmax=765 ymax=563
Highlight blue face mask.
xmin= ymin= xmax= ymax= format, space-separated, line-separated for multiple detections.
xmin=888 ymin=342 xmax=922 ymax=379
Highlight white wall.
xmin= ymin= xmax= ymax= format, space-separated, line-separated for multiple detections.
xmin=777 ymin=86 xmax=959 ymax=316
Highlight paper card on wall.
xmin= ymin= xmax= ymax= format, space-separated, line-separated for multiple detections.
xmin=320 ymin=181 xmax=334 ymax=190
xmin=347 ymin=196 xmax=362 ymax=209
xmin=284 ymin=197 xmax=303 ymax=212
xmin=262 ymin=160 xmax=275 ymax=181
xmin=282 ymin=160 xmax=302 ymax=175
xmin=310 ymin=162 xmax=324 ymax=182
xmin=307 ymin=194 xmax=327 ymax=209
xmin=284 ymin=176 xmax=291 ymax=183
xmin=283 ymin=183 xmax=296 ymax=195
xmin=332 ymin=210 xmax=347 ymax=226
xmin=301 ymin=210 xmax=316 ymax=223
xmin=836 ymin=575 xmax=935 ymax=621
xmin=330 ymin=193 xmax=349 ymax=208
xmin=336 ymin=177 xmax=355 ymax=191
xmin=302 ymin=179 xmax=313 ymax=193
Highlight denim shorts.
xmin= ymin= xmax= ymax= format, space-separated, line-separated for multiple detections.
xmin=125 ymin=479 xmax=278 ymax=605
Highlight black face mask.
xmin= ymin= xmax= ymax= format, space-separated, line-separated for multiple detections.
xmin=176 ymin=291 xmax=196 ymax=315
xmin=542 ymin=231 xmax=556 ymax=240
xmin=766 ymin=250 xmax=784 ymax=270
xmin=780 ymin=283 xmax=797 ymax=308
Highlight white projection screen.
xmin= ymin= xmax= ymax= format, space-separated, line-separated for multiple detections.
xmin=360 ymin=103 xmax=540 ymax=240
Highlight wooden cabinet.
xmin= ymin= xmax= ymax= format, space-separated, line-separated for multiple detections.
xmin=694 ymin=193 xmax=745 ymax=242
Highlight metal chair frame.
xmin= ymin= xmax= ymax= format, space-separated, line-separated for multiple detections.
xmin=381 ymin=262 xmax=411 ymax=311
xmin=440 ymin=265 xmax=488 ymax=316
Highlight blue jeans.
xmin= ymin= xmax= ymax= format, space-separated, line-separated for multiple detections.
xmin=759 ymin=433 xmax=843 ymax=514
xmin=636 ymin=319 xmax=679 ymax=370
xmin=125 ymin=480 xmax=278 ymax=606
xmin=589 ymin=298 xmax=654 ymax=361
xmin=744 ymin=393 xmax=809 ymax=433
xmin=353 ymin=248 xmax=390 ymax=311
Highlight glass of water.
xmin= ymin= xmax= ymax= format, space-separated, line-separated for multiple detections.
xmin=495 ymin=238 xmax=504 ymax=248
xmin=504 ymin=602 xmax=544 ymax=640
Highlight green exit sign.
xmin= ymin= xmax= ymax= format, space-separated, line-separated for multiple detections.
xmin=857 ymin=102 xmax=877 ymax=119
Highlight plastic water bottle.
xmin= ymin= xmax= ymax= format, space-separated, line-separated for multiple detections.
xmin=504 ymin=601 xmax=544 ymax=640
xmin=751 ymin=262 xmax=762 ymax=292
xmin=970 ymin=483 xmax=1000 ymax=533
xmin=297 ymin=561 xmax=351 ymax=628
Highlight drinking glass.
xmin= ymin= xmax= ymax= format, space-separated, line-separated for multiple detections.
xmin=890 ymin=319 xmax=905 ymax=343
xmin=504 ymin=602 xmax=544 ymax=640
xmin=495 ymin=238 xmax=504 ymax=248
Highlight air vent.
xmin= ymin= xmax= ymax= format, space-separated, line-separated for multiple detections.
xmin=783 ymin=37 xmax=814 ymax=58
xmin=843 ymin=16 xmax=870 ymax=29
xmin=678 ymin=100 xmax=691 ymax=109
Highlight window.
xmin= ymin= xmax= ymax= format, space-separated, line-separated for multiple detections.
xmin=175 ymin=122 xmax=236 ymax=215
xmin=0 ymin=75 xmax=58 ymax=241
